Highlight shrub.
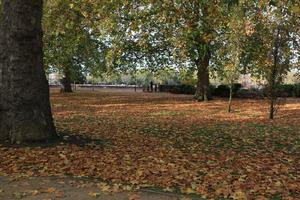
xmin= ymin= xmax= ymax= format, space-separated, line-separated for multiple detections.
xmin=159 ymin=85 xmax=176 ymax=92
xmin=236 ymin=88 xmax=265 ymax=99
xmin=170 ymin=84 xmax=196 ymax=95
xmin=268 ymin=84 xmax=300 ymax=97
xmin=294 ymin=84 xmax=300 ymax=97
xmin=277 ymin=84 xmax=295 ymax=97
xmin=213 ymin=85 xmax=229 ymax=97
xmin=212 ymin=83 xmax=242 ymax=97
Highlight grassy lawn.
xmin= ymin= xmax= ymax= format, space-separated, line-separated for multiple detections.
xmin=1 ymin=90 xmax=300 ymax=199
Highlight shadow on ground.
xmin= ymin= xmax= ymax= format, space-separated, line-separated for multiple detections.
xmin=0 ymin=133 xmax=111 ymax=149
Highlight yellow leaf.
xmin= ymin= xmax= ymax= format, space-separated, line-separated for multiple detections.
xmin=231 ymin=190 xmax=247 ymax=200
xmin=128 ymin=193 xmax=140 ymax=200
xmin=88 ymin=192 xmax=101 ymax=197
xmin=97 ymin=182 xmax=111 ymax=192
xmin=30 ymin=190 xmax=39 ymax=196
xmin=163 ymin=187 xmax=173 ymax=192
xmin=136 ymin=169 xmax=143 ymax=177
xmin=46 ymin=187 xmax=56 ymax=193
xmin=291 ymin=5 xmax=300 ymax=14
xmin=181 ymin=187 xmax=195 ymax=194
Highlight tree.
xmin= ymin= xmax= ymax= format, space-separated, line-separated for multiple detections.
xmin=0 ymin=0 xmax=57 ymax=143
xmin=214 ymin=3 xmax=246 ymax=112
xmin=109 ymin=1 xmax=238 ymax=101
xmin=43 ymin=0 xmax=109 ymax=92
xmin=244 ymin=0 xmax=299 ymax=119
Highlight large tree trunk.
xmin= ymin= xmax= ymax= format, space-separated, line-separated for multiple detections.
xmin=194 ymin=51 xmax=212 ymax=102
xmin=62 ymin=66 xmax=73 ymax=93
xmin=0 ymin=0 xmax=57 ymax=143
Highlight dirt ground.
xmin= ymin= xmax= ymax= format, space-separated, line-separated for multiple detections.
xmin=0 ymin=176 xmax=198 ymax=200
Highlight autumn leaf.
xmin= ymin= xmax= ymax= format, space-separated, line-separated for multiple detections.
xmin=128 ymin=193 xmax=141 ymax=200
xmin=46 ymin=187 xmax=56 ymax=193
xmin=13 ymin=192 xmax=27 ymax=199
xmin=88 ymin=192 xmax=102 ymax=197
xmin=181 ymin=187 xmax=196 ymax=194
xmin=231 ymin=190 xmax=247 ymax=200
xmin=97 ymin=182 xmax=111 ymax=192
xmin=1 ymin=91 xmax=300 ymax=199
xmin=30 ymin=190 xmax=39 ymax=196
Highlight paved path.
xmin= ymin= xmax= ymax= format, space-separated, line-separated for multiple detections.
xmin=0 ymin=177 xmax=201 ymax=200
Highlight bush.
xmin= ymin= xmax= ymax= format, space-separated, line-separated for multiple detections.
xmin=294 ymin=84 xmax=300 ymax=97
xmin=277 ymin=84 xmax=300 ymax=97
xmin=277 ymin=84 xmax=295 ymax=97
xmin=170 ymin=84 xmax=196 ymax=95
xmin=212 ymin=83 xmax=242 ymax=97
xmin=159 ymin=85 xmax=176 ymax=93
xmin=213 ymin=85 xmax=229 ymax=97
xmin=236 ymin=88 xmax=264 ymax=99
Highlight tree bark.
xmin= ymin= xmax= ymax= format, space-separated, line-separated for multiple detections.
xmin=194 ymin=51 xmax=212 ymax=102
xmin=0 ymin=0 xmax=57 ymax=143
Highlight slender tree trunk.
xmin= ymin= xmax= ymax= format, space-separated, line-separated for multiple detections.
xmin=0 ymin=0 xmax=57 ymax=143
xmin=134 ymin=76 xmax=137 ymax=92
xmin=269 ymin=97 xmax=275 ymax=119
xmin=92 ymin=78 xmax=95 ymax=91
xmin=150 ymin=81 xmax=153 ymax=92
xmin=268 ymin=71 xmax=276 ymax=120
xmin=73 ymin=81 xmax=76 ymax=91
xmin=63 ymin=66 xmax=72 ymax=93
xmin=195 ymin=51 xmax=212 ymax=102
xmin=228 ymin=83 xmax=233 ymax=113
xmin=268 ymin=28 xmax=280 ymax=120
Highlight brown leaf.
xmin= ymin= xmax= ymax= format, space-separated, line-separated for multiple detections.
xmin=128 ymin=193 xmax=140 ymax=200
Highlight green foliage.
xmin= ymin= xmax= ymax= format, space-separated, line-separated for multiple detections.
xmin=43 ymin=0 xmax=110 ymax=81
xmin=38 ymin=0 xmax=299 ymax=98
xmin=243 ymin=1 xmax=298 ymax=85
xmin=213 ymin=3 xmax=246 ymax=87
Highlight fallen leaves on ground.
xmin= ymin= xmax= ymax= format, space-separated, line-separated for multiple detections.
xmin=1 ymin=90 xmax=300 ymax=199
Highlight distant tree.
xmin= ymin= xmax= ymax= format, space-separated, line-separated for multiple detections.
xmin=0 ymin=0 xmax=57 ymax=143
xmin=109 ymin=0 xmax=247 ymax=101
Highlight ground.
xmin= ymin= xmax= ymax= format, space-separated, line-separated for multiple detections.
xmin=1 ymin=88 xmax=300 ymax=199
